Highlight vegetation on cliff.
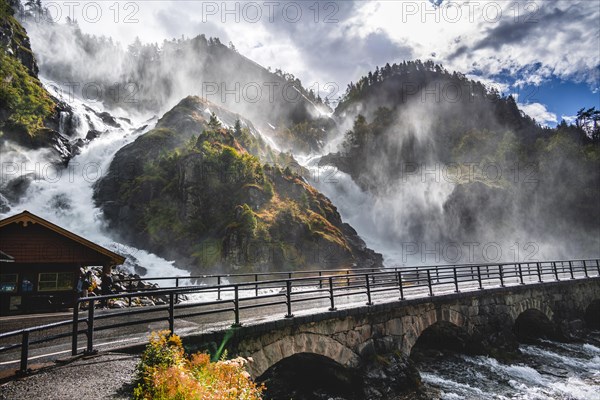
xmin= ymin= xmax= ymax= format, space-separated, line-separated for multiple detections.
xmin=0 ymin=51 xmax=54 ymax=134
xmin=96 ymin=96 xmax=382 ymax=273
xmin=0 ymin=0 xmax=54 ymax=136
xmin=322 ymin=60 xmax=600 ymax=252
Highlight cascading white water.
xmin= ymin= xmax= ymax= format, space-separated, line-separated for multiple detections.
xmin=416 ymin=336 xmax=600 ymax=400
xmin=0 ymin=81 xmax=189 ymax=281
xmin=296 ymin=151 xmax=456 ymax=267
xmin=58 ymin=111 xmax=68 ymax=136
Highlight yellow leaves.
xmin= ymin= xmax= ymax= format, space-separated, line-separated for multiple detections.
xmin=134 ymin=331 xmax=264 ymax=400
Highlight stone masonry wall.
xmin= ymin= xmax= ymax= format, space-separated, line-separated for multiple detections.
xmin=183 ymin=278 xmax=600 ymax=378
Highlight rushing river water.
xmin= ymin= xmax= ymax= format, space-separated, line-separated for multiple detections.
xmin=411 ymin=333 xmax=600 ymax=400
xmin=261 ymin=333 xmax=600 ymax=400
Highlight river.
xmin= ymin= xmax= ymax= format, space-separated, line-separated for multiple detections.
xmin=410 ymin=333 xmax=600 ymax=400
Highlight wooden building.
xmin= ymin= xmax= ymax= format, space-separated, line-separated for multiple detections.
xmin=0 ymin=211 xmax=125 ymax=315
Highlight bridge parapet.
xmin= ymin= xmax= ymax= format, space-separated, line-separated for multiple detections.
xmin=1 ymin=259 xmax=598 ymax=377
xmin=181 ymin=278 xmax=600 ymax=380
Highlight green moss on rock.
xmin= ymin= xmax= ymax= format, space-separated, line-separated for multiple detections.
xmin=96 ymin=96 xmax=383 ymax=273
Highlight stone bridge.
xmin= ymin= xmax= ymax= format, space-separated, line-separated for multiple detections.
xmin=184 ymin=278 xmax=600 ymax=380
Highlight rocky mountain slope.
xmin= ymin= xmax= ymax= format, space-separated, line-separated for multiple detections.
xmin=22 ymin=18 xmax=334 ymax=153
xmin=95 ymin=96 xmax=382 ymax=273
xmin=0 ymin=0 xmax=113 ymax=162
xmin=0 ymin=0 xmax=62 ymax=151
xmin=321 ymin=60 xmax=600 ymax=258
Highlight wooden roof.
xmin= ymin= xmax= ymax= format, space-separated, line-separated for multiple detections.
xmin=0 ymin=211 xmax=125 ymax=265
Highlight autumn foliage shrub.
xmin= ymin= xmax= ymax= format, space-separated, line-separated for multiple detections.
xmin=133 ymin=330 xmax=264 ymax=400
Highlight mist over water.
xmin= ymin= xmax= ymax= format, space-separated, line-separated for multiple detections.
xmin=300 ymin=152 xmax=458 ymax=266
xmin=18 ymin=16 xmax=599 ymax=268
xmin=301 ymin=94 xmax=600 ymax=266
xmin=0 ymin=82 xmax=188 ymax=279
xmin=21 ymin=16 xmax=327 ymax=140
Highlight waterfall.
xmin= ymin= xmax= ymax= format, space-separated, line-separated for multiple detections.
xmin=0 ymin=81 xmax=189 ymax=280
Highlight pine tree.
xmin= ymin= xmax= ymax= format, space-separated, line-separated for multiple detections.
xmin=234 ymin=119 xmax=242 ymax=136
xmin=208 ymin=112 xmax=221 ymax=130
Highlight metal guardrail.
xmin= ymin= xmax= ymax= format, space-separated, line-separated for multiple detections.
xmin=116 ymin=266 xmax=386 ymax=295
xmin=1 ymin=259 xmax=599 ymax=374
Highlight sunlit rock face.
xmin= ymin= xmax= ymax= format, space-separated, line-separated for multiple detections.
xmin=94 ymin=96 xmax=382 ymax=274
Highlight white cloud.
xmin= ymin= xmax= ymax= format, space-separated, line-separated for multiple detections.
xmin=465 ymin=74 xmax=510 ymax=94
xmin=561 ymin=115 xmax=577 ymax=125
xmin=518 ymin=102 xmax=558 ymax=125
xmin=35 ymin=0 xmax=599 ymax=99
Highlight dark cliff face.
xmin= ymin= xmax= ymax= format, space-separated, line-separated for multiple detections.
xmin=94 ymin=96 xmax=382 ymax=273
xmin=0 ymin=1 xmax=37 ymax=76
xmin=0 ymin=0 xmax=75 ymax=159
xmin=321 ymin=62 xmax=600 ymax=259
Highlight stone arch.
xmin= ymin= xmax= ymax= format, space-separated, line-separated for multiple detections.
xmin=246 ymin=332 xmax=360 ymax=378
xmin=509 ymin=297 xmax=554 ymax=323
xmin=401 ymin=306 xmax=475 ymax=356
xmin=513 ymin=308 xmax=556 ymax=341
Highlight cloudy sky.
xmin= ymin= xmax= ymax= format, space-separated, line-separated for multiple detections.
xmin=40 ymin=0 xmax=599 ymax=125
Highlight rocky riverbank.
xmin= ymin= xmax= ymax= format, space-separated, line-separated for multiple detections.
xmin=82 ymin=266 xmax=184 ymax=309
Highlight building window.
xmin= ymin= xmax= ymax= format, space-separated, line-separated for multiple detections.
xmin=38 ymin=272 xmax=74 ymax=292
xmin=0 ymin=274 xmax=18 ymax=293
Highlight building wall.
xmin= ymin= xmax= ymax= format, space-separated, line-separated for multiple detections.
xmin=0 ymin=263 xmax=80 ymax=314
xmin=1 ymin=222 xmax=109 ymax=264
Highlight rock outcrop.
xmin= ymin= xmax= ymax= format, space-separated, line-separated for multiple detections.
xmin=0 ymin=0 xmax=75 ymax=161
xmin=95 ymin=96 xmax=382 ymax=274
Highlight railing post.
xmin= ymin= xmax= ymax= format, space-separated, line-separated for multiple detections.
xmin=365 ymin=274 xmax=373 ymax=305
xmin=19 ymin=331 xmax=29 ymax=374
xmin=285 ymin=280 xmax=294 ymax=318
xmin=175 ymin=278 xmax=179 ymax=304
xmin=128 ymin=280 xmax=132 ymax=307
xmin=346 ymin=270 xmax=350 ymax=287
xmin=232 ymin=285 xmax=241 ymax=327
xmin=319 ymin=271 xmax=323 ymax=289
xmin=498 ymin=264 xmax=505 ymax=288
xmin=397 ymin=271 xmax=405 ymax=300
xmin=536 ymin=262 xmax=542 ymax=282
xmin=453 ymin=267 xmax=460 ymax=292
xmin=85 ymin=299 xmax=95 ymax=355
xmin=72 ymin=302 xmax=79 ymax=356
xmin=569 ymin=261 xmax=575 ymax=279
xmin=476 ymin=266 xmax=483 ymax=290
xmin=328 ymin=277 xmax=336 ymax=311
xmin=583 ymin=260 xmax=589 ymax=278
xmin=217 ymin=276 xmax=221 ymax=300
xmin=427 ymin=270 xmax=434 ymax=296
xmin=553 ymin=261 xmax=559 ymax=281
xmin=168 ymin=293 xmax=175 ymax=334
xmin=255 ymin=274 xmax=259 ymax=297
xmin=517 ymin=263 xmax=525 ymax=285
xmin=596 ymin=259 xmax=600 ymax=276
